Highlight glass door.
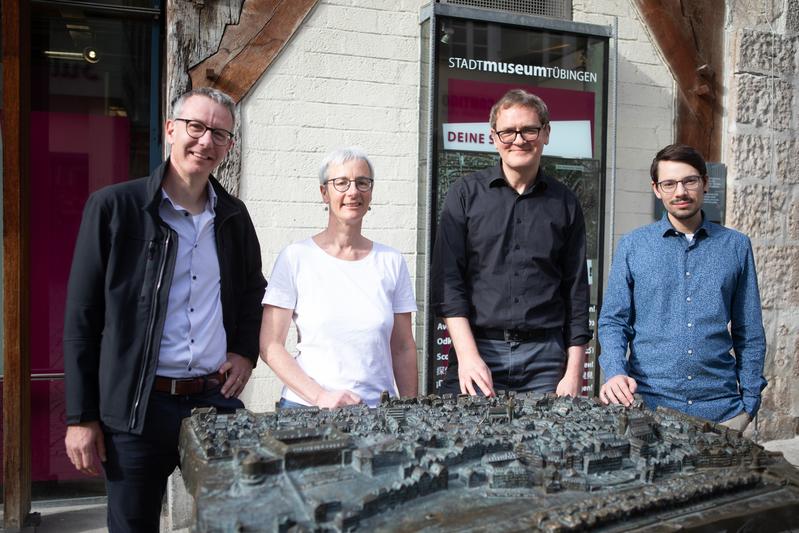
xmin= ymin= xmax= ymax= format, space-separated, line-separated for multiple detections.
xmin=0 ymin=0 xmax=161 ymax=500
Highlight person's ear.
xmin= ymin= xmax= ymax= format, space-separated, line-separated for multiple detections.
xmin=164 ymin=119 xmax=176 ymax=145
xmin=652 ymin=181 xmax=663 ymax=200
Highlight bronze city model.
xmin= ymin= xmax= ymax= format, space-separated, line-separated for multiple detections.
xmin=179 ymin=393 xmax=799 ymax=532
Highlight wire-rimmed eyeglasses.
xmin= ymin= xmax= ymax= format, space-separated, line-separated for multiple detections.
xmin=493 ymin=126 xmax=544 ymax=144
xmin=174 ymin=118 xmax=233 ymax=146
xmin=656 ymin=175 xmax=703 ymax=193
xmin=326 ymin=177 xmax=374 ymax=192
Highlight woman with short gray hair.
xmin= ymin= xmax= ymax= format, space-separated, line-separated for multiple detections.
xmin=260 ymin=148 xmax=418 ymax=408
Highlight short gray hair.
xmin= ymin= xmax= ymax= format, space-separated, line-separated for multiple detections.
xmin=171 ymin=87 xmax=236 ymax=128
xmin=318 ymin=147 xmax=374 ymax=184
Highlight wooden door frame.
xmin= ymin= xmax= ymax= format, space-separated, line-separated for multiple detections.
xmin=2 ymin=0 xmax=33 ymax=529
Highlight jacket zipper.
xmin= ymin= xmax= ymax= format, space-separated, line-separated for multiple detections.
xmin=129 ymin=231 xmax=171 ymax=430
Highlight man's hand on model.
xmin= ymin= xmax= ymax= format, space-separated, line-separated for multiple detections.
xmin=458 ymin=351 xmax=495 ymax=397
xmin=219 ymin=352 xmax=253 ymax=398
xmin=555 ymin=374 xmax=581 ymax=398
xmin=315 ymin=389 xmax=362 ymax=409
xmin=599 ymin=374 xmax=637 ymax=406
xmin=65 ymin=421 xmax=106 ymax=476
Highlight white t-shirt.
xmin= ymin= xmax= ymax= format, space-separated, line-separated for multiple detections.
xmin=263 ymin=238 xmax=417 ymax=407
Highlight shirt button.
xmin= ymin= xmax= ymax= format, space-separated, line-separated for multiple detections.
xmin=183 ymin=212 xmax=189 ymax=217
xmin=687 ymin=375 xmax=692 ymax=380
xmin=516 ymin=218 xmax=521 ymax=224
xmin=687 ymin=323 xmax=693 ymax=328
xmin=514 ymin=244 xmax=520 ymax=250
xmin=190 ymin=339 xmax=195 ymax=344
xmin=686 ymin=297 xmax=692 ymax=302
xmin=514 ymin=297 xmax=519 ymax=303
xmin=688 ymin=400 xmax=693 ymax=405
xmin=685 ymin=272 xmax=691 ymax=277
xmin=190 ymin=308 xmax=195 ymax=312
xmin=687 ymin=349 xmax=693 ymax=355
xmin=192 ymin=275 xmax=197 ymax=280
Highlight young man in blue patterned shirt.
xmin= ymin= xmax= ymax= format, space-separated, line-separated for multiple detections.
xmin=598 ymin=144 xmax=766 ymax=431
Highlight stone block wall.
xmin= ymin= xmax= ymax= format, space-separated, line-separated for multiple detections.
xmin=726 ymin=9 xmax=799 ymax=438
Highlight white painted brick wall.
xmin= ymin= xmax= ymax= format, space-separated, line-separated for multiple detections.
xmin=238 ymin=0 xmax=426 ymax=411
xmin=235 ymin=0 xmax=676 ymax=411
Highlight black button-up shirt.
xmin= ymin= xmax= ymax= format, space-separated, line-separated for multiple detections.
xmin=431 ymin=164 xmax=591 ymax=346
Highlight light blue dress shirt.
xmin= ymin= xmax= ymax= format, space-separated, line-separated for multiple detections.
xmin=598 ymin=213 xmax=767 ymax=422
xmin=156 ymin=184 xmax=227 ymax=378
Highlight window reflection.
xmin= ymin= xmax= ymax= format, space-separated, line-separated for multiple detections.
xmin=13 ymin=0 xmax=160 ymax=498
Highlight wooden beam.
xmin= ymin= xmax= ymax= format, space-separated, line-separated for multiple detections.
xmin=166 ymin=0 xmax=246 ymax=195
xmin=166 ymin=0 xmax=318 ymax=195
xmin=2 ymin=0 xmax=32 ymax=528
xmin=188 ymin=0 xmax=320 ymax=103
xmin=633 ymin=0 xmax=723 ymax=161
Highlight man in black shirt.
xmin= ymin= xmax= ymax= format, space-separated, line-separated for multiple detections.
xmin=431 ymin=89 xmax=590 ymax=398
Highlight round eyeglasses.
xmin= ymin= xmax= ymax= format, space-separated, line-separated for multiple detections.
xmin=656 ymin=176 xmax=703 ymax=193
xmin=326 ymin=177 xmax=374 ymax=192
xmin=493 ymin=126 xmax=544 ymax=144
xmin=175 ymin=118 xmax=233 ymax=146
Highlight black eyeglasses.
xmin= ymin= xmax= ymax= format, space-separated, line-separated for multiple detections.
xmin=493 ymin=126 xmax=544 ymax=144
xmin=656 ymin=175 xmax=703 ymax=193
xmin=174 ymin=118 xmax=233 ymax=146
xmin=326 ymin=177 xmax=374 ymax=192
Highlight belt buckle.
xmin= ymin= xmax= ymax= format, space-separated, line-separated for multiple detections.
xmin=170 ymin=378 xmax=192 ymax=395
xmin=503 ymin=329 xmax=516 ymax=342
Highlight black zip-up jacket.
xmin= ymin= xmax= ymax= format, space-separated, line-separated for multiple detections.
xmin=63 ymin=160 xmax=266 ymax=434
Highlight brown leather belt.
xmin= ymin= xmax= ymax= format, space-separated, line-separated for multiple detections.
xmin=153 ymin=372 xmax=226 ymax=396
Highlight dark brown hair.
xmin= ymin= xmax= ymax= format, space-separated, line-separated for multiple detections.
xmin=650 ymin=144 xmax=707 ymax=183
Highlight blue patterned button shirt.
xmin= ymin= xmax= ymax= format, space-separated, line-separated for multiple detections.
xmin=598 ymin=213 xmax=767 ymax=422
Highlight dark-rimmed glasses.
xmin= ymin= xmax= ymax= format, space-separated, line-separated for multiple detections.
xmin=174 ymin=118 xmax=233 ymax=146
xmin=493 ymin=126 xmax=544 ymax=144
xmin=656 ymin=175 xmax=703 ymax=193
xmin=326 ymin=177 xmax=374 ymax=192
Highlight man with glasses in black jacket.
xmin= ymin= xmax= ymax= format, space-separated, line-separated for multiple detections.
xmin=432 ymin=89 xmax=590 ymax=399
xmin=63 ymin=87 xmax=265 ymax=532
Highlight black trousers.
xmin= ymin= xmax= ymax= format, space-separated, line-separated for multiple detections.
xmin=102 ymin=387 xmax=243 ymax=533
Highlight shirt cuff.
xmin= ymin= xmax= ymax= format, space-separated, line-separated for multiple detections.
xmin=434 ymin=302 xmax=471 ymax=318
xmin=742 ymin=394 xmax=761 ymax=417
xmin=598 ymin=353 xmax=628 ymax=380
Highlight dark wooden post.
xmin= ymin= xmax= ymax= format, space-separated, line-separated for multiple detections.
xmin=2 ymin=0 xmax=33 ymax=529
xmin=633 ymin=0 xmax=723 ymax=161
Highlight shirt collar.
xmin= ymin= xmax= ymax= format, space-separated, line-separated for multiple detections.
xmin=160 ymin=181 xmax=218 ymax=213
xmin=486 ymin=164 xmax=548 ymax=194
xmin=658 ymin=210 xmax=711 ymax=238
